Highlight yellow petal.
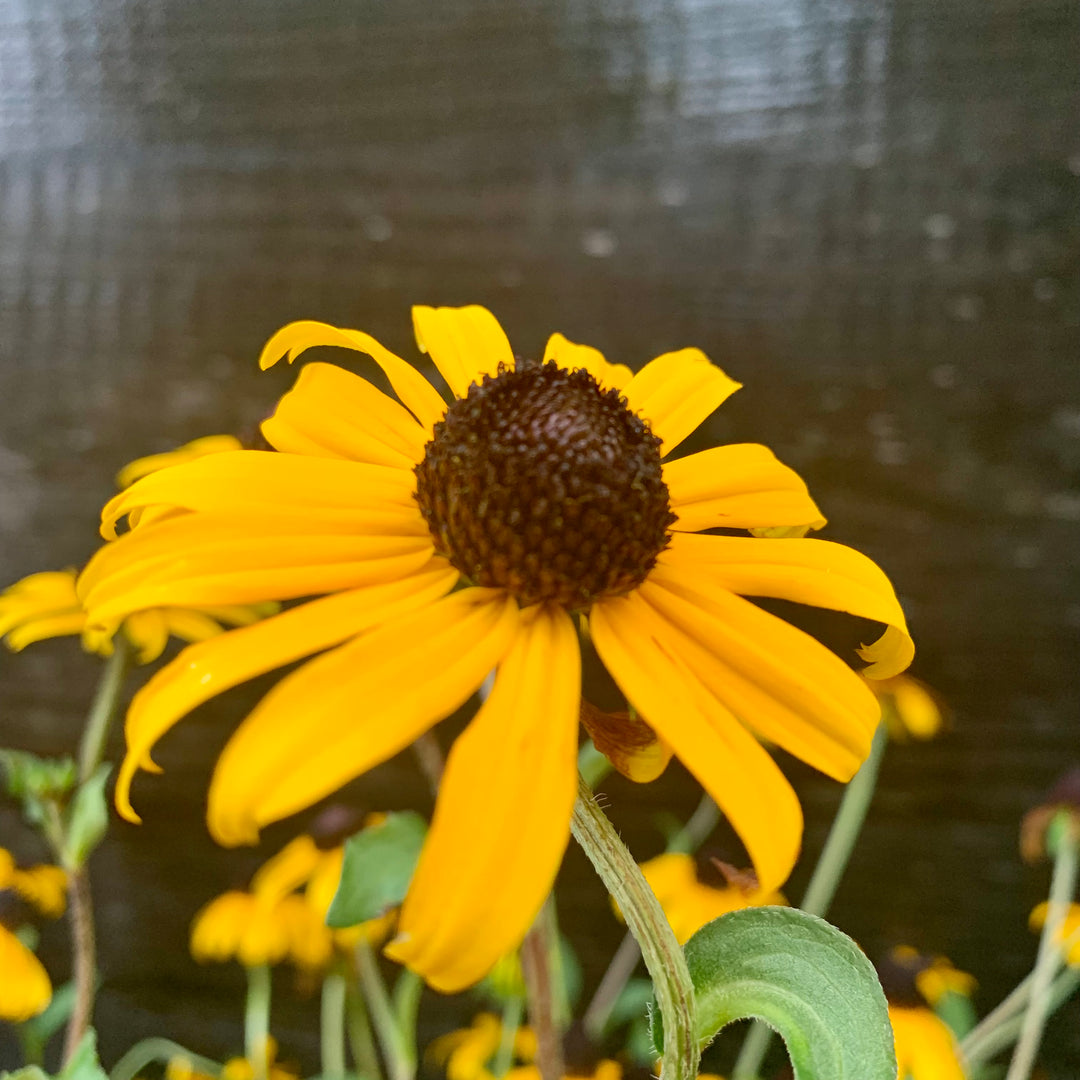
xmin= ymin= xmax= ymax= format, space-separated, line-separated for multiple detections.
xmin=889 ymin=1006 xmax=966 ymax=1080
xmin=160 ymin=608 xmax=230 ymax=646
xmin=207 ymin=589 xmax=519 ymax=846
xmin=116 ymin=435 xmax=244 ymax=490
xmin=387 ymin=604 xmax=580 ymax=991
xmin=100 ymin=451 xmax=417 ymax=539
xmin=661 ymin=532 xmax=914 ymax=679
xmin=261 ymin=362 xmax=428 ymax=467
xmin=0 ymin=926 xmax=51 ymax=1021
xmin=123 ymin=608 xmax=171 ymax=664
xmin=543 ymin=333 xmax=633 ymax=392
xmin=590 ymin=591 xmax=803 ymax=894
xmin=622 ymin=349 xmax=741 ymax=457
xmin=250 ymin=836 xmax=322 ymax=901
xmin=5 ymin=612 xmax=88 ymax=652
xmin=663 ymin=444 xmax=826 ymax=534
xmin=258 ymin=321 xmax=447 ymax=432
xmin=115 ymin=562 xmax=458 ymax=823
xmin=10 ymin=865 xmax=68 ymax=918
xmin=412 ymin=305 xmax=513 ymax=399
xmin=82 ymin=515 xmax=434 ymax=624
xmin=636 ymin=565 xmax=879 ymax=781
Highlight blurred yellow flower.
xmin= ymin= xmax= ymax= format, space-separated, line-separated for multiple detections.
xmin=83 ymin=304 xmax=912 ymax=991
xmin=0 ymin=848 xmax=67 ymax=918
xmin=872 ymin=675 xmax=944 ymax=741
xmin=428 ymin=1013 xmax=537 ymax=1080
xmin=0 ymin=923 xmax=52 ymax=1022
xmin=1029 ymin=900 xmax=1080 ymax=965
xmin=630 ymin=852 xmax=785 ymax=945
xmin=889 ymin=1005 xmax=966 ymax=1080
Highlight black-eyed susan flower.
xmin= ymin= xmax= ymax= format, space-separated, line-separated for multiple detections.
xmin=0 ymin=567 xmax=277 ymax=664
xmin=1029 ymin=900 xmax=1080 ymax=965
xmin=190 ymin=889 xmax=294 ymax=968
xmin=872 ymin=675 xmax=944 ymax=741
xmin=626 ymin=852 xmax=784 ymax=945
xmin=80 ymin=305 xmax=913 ymax=991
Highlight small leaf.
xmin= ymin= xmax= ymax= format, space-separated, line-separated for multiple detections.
xmin=57 ymin=1030 xmax=108 ymax=1080
xmin=651 ymin=907 xmax=895 ymax=1080
xmin=327 ymin=811 xmax=427 ymax=928
xmin=64 ymin=765 xmax=112 ymax=869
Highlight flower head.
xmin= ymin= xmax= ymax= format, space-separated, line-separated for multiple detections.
xmin=626 ymin=852 xmax=784 ymax=945
xmin=872 ymin=675 xmax=944 ymax=742
xmin=0 ymin=921 xmax=52 ymax=1021
xmin=82 ymin=305 xmax=913 ymax=991
xmin=1029 ymin=900 xmax=1080 ymax=965
xmin=0 ymin=863 xmax=64 ymax=1022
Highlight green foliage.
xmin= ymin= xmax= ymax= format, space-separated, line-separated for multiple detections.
xmin=62 ymin=765 xmax=111 ymax=870
xmin=327 ymin=811 xmax=428 ymax=928
xmin=652 ymin=907 xmax=896 ymax=1080
xmin=0 ymin=751 xmax=77 ymax=823
xmin=2 ymin=1030 xmax=108 ymax=1080
xmin=17 ymin=981 xmax=78 ymax=1065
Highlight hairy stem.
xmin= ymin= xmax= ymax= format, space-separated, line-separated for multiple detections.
xmin=62 ymin=867 xmax=96 ymax=1065
xmin=571 ymin=776 xmax=698 ymax=1080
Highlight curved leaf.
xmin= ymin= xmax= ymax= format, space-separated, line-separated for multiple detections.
xmin=652 ymin=906 xmax=895 ymax=1080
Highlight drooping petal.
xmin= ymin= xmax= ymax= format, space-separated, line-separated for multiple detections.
xmin=100 ymin=451 xmax=418 ymax=539
xmin=261 ymin=362 xmax=428 ymax=467
xmin=258 ymin=321 xmax=447 ymax=432
xmin=578 ymin=699 xmax=673 ymax=782
xmin=412 ymin=305 xmax=513 ymax=399
xmin=122 ymin=609 xmax=171 ymax=664
xmin=543 ymin=333 xmax=633 ymax=392
xmin=160 ymin=608 xmax=232 ymax=646
xmin=387 ymin=604 xmax=580 ymax=991
xmin=622 ymin=348 xmax=741 ymax=456
xmin=115 ymin=435 xmax=244 ymax=490
xmin=591 ymin=591 xmax=803 ymax=894
xmin=114 ymin=561 xmax=458 ymax=823
xmin=5 ymin=612 xmax=88 ymax=651
xmin=0 ymin=926 xmax=51 ymax=1021
xmin=663 ymin=444 xmax=826 ymax=534
xmin=634 ymin=568 xmax=879 ymax=780
xmin=207 ymin=589 xmax=520 ymax=847
xmin=660 ymin=532 xmax=914 ymax=679
xmin=10 ymin=865 xmax=68 ymax=918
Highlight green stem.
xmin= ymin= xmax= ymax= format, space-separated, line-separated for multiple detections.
xmin=965 ymin=967 xmax=1080 ymax=1067
xmin=667 ymin=794 xmax=720 ymax=856
xmin=322 ymin=972 xmax=348 ymax=1079
xmin=346 ymin=986 xmax=383 ymax=1080
xmin=392 ymin=970 xmax=423 ymax=1064
xmin=109 ymin=1038 xmax=220 ymax=1080
xmin=245 ymin=964 xmax=272 ymax=1080
xmin=521 ymin=899 xmax=565 ymax=1080
xmin=733 ymin=722 xmax=888 ymax=1080
xmin=492 ymin=995 xmax=524 ymax=1078
xmin=78 ymin=636 xmax=133 ymax=783
xmin=355 ymin=939 xmax=416 ymax=1080
xmin=1005 ymin=815 xmax=1079 ymax=1080
xmin=583 ymin=931 xmax=642 ymax=1040
xmin=571 ymin=775 xmax=698 ymax=1080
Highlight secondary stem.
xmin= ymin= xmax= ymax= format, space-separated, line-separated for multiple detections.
xmin=571 ymin=775 xmax=698 ymax=1080
xmin=322 ymin=971 xmax=348 ymax=1079
xmin=62 ymin=867 xmax=96 ymax=1064
xmin=732 ymin=722 xmax=888 ymax=1080
xmin=521 ymin=900 xmax=565 ymax=1080
xmin=245 ymin=964 xmax=272 ymax=1080
xmin=492 ymin=995 xmax=524 ymax=1078
xmin=78 ymin=636 xmax=133 ymax=783
xmin=355 ymin=939 xmax=416 ymax=1080
xmin=346 ymin=986 xmax=383 ymax=1080
xmin=1005 ymin=815 xmax=1079 ymax=1080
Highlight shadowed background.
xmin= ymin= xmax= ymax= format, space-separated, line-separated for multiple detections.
xmin=1 ymin=0 xmax=1078 ymax=1074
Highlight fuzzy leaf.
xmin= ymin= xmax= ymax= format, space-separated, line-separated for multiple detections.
xmin=652 ymin=907 xmax=895 ymax=1080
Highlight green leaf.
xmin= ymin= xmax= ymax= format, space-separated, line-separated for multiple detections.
xmin=57 ymin=1030 xmax=108 ymax=1080
xmin=652 ymin=907 xmax=896 ymax=1080
xmin=327 ymin=811 xmax=427 ymax=928
xmin=63 ymin=765 xmax=112 ymax=869
xmin=17 ymin=980 xmax=78 ymax=1061
xmin=0 ymin=751 xmax=77 ymax=825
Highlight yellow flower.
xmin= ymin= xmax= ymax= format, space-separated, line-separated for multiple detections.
xmin=872 ymin=675 xmax=944 ymax=741
xmin=428 ymin=1013 xmax=537 ymax=1080
xmin=190 ymin=890 xmax=293 ymax=967
xmin=0 ymin=923 xmax=52 ymax=1021
xmin=889 ymin=1005 xmax=966 ymax=1080
xmin=1029 ymin=900 xmax=1080 ymax=964
xmin=167 ymin=1041 xmax=298 ymax=1080
xmin=81 ymin=305 xmax=913 ymax=991
xmin=0 ymin=566 xmax=277 ymax=664
xmin=632 ymin=852 xmax=785 ymax=945
xmin=0 ymin=848 xmax=67 ymax=918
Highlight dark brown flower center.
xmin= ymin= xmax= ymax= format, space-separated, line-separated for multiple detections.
xmin=415 ymin=361 xmax=675 ymax=608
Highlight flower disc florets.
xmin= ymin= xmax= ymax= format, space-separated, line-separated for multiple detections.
xmin=415 ymin=362 xmax=675 ymax=608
